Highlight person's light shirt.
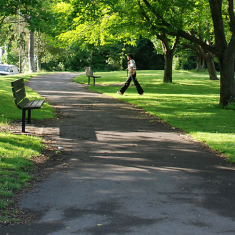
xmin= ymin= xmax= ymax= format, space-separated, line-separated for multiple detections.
xmin=128 ymin=59 xmax=136 ymax=75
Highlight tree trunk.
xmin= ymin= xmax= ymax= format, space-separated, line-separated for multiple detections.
xmin=205 ymin=53 xmax=218 ymax=80
xmin=37 ymin=55 xmax=41 ymax=72
xmin=159 ymin=33 xmax=179 ymax=83
xmin=19 ymin=45 xmax=22 ymax=73
xmin=219 ymin=50 xmax=235 ymax=106
xmin=28 ymin=30 xmax=35 ymax=73
xmin=163 ymin=50 xmax=173 ymax=83
xmin=18 ymin=12 xmax=22 ymax=73
xmin=208 ymin=0 xmax=235 ymax=106
xmin=182 ymin=43 xmax=218 ymax=80
xmin=196 ymin=55 xmax=204 ymax=70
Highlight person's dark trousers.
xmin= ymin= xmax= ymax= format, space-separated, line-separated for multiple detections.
xmin=119 ymin=73 xmax=144 ymax=94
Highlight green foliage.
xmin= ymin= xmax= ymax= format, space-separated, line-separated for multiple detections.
xmin=75 ymin=70 xmax=235 ymax=162
xmin=1 ymin=47 xmax=19 ymax=66
xmin=133 ymin=38 xmax=164 ymax=70
xmin=40 ymin=38 xmax=164 ymax=72
xmin=53 ymin=0 xmax=148 ymax=48
xmin=224 ymin=102 xmax=235 ymax=111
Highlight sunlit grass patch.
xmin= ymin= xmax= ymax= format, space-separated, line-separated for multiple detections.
xmin=192 ymin=132 xmax=235 ymax=161
xmin=0 ymin=132 xmax=43 ymax=211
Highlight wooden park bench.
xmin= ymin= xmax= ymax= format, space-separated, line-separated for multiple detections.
xmin=85 ymin=67 xmax=101 ymax=85
xmin=11 ymin=78 xmax=45 ymax=132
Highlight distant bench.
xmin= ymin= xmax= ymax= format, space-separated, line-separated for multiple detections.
xmin=85 ymin=67 xmax=101 ymax=85
xmin=11 ymin=78 xmax=45 ymax=132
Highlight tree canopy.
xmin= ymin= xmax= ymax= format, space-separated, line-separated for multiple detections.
xmin=1 ymin=0 xmax=235 ymax=106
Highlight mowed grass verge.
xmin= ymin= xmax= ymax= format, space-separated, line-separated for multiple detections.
xmin=0 ymin=72 xmax=54 ymax=223
xmin=75 ymin=70 xmax=235 ymax=163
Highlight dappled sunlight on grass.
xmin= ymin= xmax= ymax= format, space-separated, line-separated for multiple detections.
xmin=74 ymin=70 xmax=235 ymax=162
xmin=192 ymin=132 xmax=235 ymax=161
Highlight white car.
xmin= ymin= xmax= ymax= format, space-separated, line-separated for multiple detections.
xmin=0 ymin=64 xmax=19 ymax=75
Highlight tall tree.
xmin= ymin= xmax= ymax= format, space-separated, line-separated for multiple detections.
xmin=209 ymin=0 xmax=235 ymax=105
xmin=1 ymin=0 xmax=53 ymax=72
xmin=140 ymin=0 xmax=235 ymax=106
xmin=157 ymin=33 xmax=179 ymax=83
xmin=55 ymin=0 xmax=180 ymax=82
xmin=28 ymin=30 xmax=35 ymax=72
xmin=182 ymin=41 xmax=218 ymax=80
xmin=137 ymin=1 xmax=180 ymax=82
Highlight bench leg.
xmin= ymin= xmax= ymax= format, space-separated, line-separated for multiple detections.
xmin=22 ymin=109 xmax=26 ymax=132
xmin=88 ymin=77 xmax=90 ymax=85
xmin=28 ymin=109 xmax=31 ymax=124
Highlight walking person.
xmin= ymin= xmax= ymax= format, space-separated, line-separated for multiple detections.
xmin=117 ymin=54 xmax=144 ymax=95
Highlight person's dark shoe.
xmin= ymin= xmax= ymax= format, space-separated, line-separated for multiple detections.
xmin=140 ymin=93 xmax=144 ymax=95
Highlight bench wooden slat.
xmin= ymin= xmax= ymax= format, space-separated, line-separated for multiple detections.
xmin=17 ymin=98 xmax=30 ymax=109
xmin=11 ymin=78 xmax=25 ymax=92
xmin=23 ymin=100 xmax=45 ymax=109
xmin=13 ymin=87 xmax=27 ymax=105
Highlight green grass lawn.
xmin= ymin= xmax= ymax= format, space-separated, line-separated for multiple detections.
xmin=0 ymin=72 xmax=54 ymax=222
xmin=75 ymin=70 xmax=235 ymax=163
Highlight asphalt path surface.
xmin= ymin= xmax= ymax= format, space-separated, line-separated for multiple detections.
xmin=1 ymin=72 xmax=235 ymax=235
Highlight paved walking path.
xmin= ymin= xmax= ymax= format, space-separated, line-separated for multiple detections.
xmin=1 ymin=72 xmax=235 ymax=235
